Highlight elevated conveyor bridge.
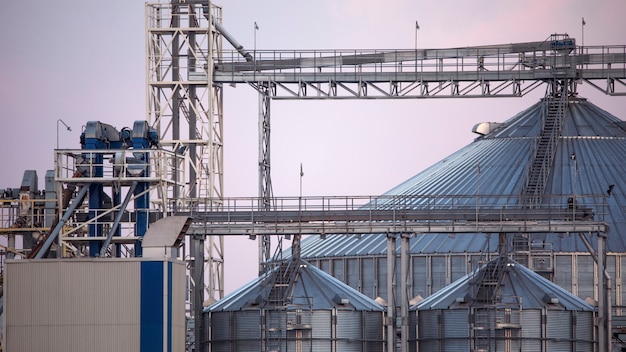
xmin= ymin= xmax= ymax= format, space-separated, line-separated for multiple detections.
xmin=211 ymin=35 xmax=626 ymax=98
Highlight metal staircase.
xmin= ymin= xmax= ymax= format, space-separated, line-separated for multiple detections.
xmin=472 ymin=256 xmax=508 ymax=304
xmin=266 ymin=259 xmax=299 ymax=306
xmin=523 ymin=90 xmax=568 ymax=207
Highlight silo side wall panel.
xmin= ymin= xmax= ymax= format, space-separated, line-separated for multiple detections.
xmin=234 ymin=310 xmax=261 ymax=351
xmin=417 ymin=310 xmax=440 ymax=351
xmin=209 ymin=311 xmax=231 ymax=352
xmin=546 ymin=310 xmax=573 ymax=352
xmin=555 ymin=255 xmax=573 ymax=293
xmin=336 ymin=310 xmax=363 ymax=352
xmin=362 ymin=258 xmax=376 ymax=298
xmin=431 ymin=257 xmax=447 ymax=292
xmin=363 ymin=311 xmax=384 ymax=352
xmin=311 ymin=310 xmax=331 ymax=352
xmin=5 ymin=260 xmax=141 ymax=352
xmin=443 ymin=309 xmax=469 ymax=351
xmin=347 ymin=258 xmax=360 ymax=290
xmin=577 ymin=255 xmax=595 ymax=300
xmin=575 ymin=311 xmax=594 ymax=351
xmin=412 ymin=257 xmax=427 ymax=298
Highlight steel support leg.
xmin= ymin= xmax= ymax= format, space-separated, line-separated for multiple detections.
xmin=258 ymin=83 xmax=273 ymax=275
xmin=387 ymin=233 xmax=397 ymax=352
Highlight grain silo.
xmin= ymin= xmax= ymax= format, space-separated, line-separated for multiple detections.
xmin=409 ymin=256 xmax=596 ymax=352
xmin=202 ymin=257 xmax=386 ymax=351
xmin=295 ymin=95 xmax=625 ymax=308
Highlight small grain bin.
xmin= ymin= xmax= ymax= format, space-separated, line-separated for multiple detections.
xmin=203 ymin=258 xmax=386 ymax=352
xmin=410 ymin=257 xmax=596 ymax=352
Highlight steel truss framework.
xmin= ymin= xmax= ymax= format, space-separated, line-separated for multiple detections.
xmin=141 ymin=7 xmax=626 ymax=350
xmin=145 ymin=4 xmax=224 ymax=346
xmin=186 ymin=194 xmax=609 ymax=352
xmin=216 ymin=43 xmax=626 ymax=99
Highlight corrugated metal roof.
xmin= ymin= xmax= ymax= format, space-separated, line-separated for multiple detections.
xmin=414 ymin=257 xmax=595 ymax=311
xmin=297 ymin=97 xmax=626 ymax=258
xmin=205 ymin=259 xmax=385 ymax=312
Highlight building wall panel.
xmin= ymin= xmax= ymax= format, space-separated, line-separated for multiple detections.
xmin=5 ymin=259 xmax=184 ymax=352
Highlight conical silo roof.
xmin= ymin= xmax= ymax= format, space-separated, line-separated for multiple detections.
xmin=414 ymin=257 xmax=595 ymax=311
xmin=206 ymin=258 xmax=384 ymax=312
xmin=296 ymin=97 xmax=626 ymax=257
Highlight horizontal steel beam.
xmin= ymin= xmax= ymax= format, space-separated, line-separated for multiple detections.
xmin=187 ymin=220 xmax=608 ymax=236
xmin=190 ymin=207 xmax=594 ymax=223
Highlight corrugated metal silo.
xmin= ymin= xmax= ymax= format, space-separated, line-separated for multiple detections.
xmin=294 ymin=96 xmax=626 ymax=307
xmin=203 ymin=258 xmax=385 ymax=351
xmin=409 ymin=257 xmax=596 ymax=352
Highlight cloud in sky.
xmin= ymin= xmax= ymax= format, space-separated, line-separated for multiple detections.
xmin=0 ymin=0 xmax=624 ymax=295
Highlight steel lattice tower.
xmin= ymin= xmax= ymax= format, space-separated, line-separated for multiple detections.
xmin=145 ymin=1 xmax=225 ymax=309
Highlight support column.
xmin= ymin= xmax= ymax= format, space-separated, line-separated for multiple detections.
xmin=386 ymin=233 xmax=397 ymax=352
xmin=400 ymin=233 xmax=411 ymax=352
xmin=258 ymin=83 xmax=272 ymax=275
xmin=598 ymin=232 xmax=608 ymax=352
xmin=193 ymin=234 xmax=205 ymax=351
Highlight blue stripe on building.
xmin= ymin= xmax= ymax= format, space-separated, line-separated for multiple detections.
xmin=167 ymin=261 xmax=173 ymax=352
xmin=141 ymin=261 xmax=164 ymax=352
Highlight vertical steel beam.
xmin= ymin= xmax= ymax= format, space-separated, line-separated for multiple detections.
xmin=258 ymin=83 xmax=272 ymax=275
xmin=193 ymin=234 xmax=205 ymax=352
xmin=597 ymin=232 xmax=607 ymax=352
xmin=400 ymin=233 xmax=411 ymax=352
xmin=386 ymin=233 xmax=397 ymax=352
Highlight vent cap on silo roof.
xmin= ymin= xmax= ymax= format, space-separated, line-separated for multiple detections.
xmin=543 ymin=292 xmax=559 ymax=305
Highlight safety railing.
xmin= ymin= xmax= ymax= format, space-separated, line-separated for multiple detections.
xmin=172 ymin=194 xmax=607 ymax=221
xmin=54 ymin=149 xmax=185 ymax=186
xmin=213 ymin=45 xmax=626 ymax=83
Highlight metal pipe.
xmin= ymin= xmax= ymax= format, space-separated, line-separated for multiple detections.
xmin=213 ymin=19 xmax=253 ymax=62
xmin=35 ymin=186 xmax=89 ymax=259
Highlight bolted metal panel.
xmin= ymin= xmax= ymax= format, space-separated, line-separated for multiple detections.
xmin=577 ymin=255 xmax=595 ymax=300
xmin=450 ymin=255 xmax=467 ymax=282
xmin=431 ymin=256 xmax=447 ymax=292
xmin=336 ymin=311 xmax=365 ymax=352
xmin=233 ymin=310 xmax=261 ymax=351
xmin=608 ymin=255 xmax=617 ymax=305
xmin=209 ymin=311 xmax=231 ymax=344
xmin=336 ymin=310 xmax=362 ymax=339
xmin=622 ymin=256 xmax=626 ymax=311
xmin=555 ymin=255 xmax=573 ymax=292
xmin=310 ymin=311 xmax=332 ymax=351
xmin=412 ymin=256 xmax=428 ymax=298
xmin=575 ymin=311 xmax=595 ymax=344
xmin=319 ymin=259 xmax=330 ymax=272
xmin=546 ymin=310 xmax=573 ymax=352
xmin=333 ymin=258 xmax=346 ymax=282
xmin=362 ymin=258 xmax=376 ymax=298
xmin=443 ymin=309 xmax=470 ymax=351
xmin=5 ymin=260 xmax=142 ymax=352
xmin=417 ymin=310 xmax=439 ymax=340
xmin=310 ymin=310 xmax=332 ymax=339
xmin=266 ymin=310 xmax=287 ymax=352
xmin=363 ymin=311 xmax=385 ymax=352
xmin=377 ymin=257 xmax=388 ymax=299
xmin=408 ymin=312 xmax=418 ymax=352
xmin=347 ymin=257 xmax=360 ymax=290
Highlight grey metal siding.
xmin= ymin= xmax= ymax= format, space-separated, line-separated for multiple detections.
xmin=577 ymin=255 xmax=595 ymax=300
xmin=520 ymin=310 xmax=542 ymax=352
xmin=443 ymin=309 xmax=469 ymax=351
xmin=546 ymin=310 xmax=572 ymax=352
xmin=5 ymin=259 xmax=187 ymax=352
